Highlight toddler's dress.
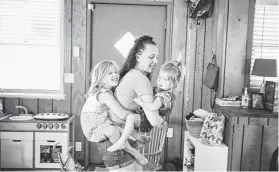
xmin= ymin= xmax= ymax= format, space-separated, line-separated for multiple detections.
xmin=80 ymin=88 xmax=113 ymax=142
xmin=155 ymin=87 xmax=176 ymax=117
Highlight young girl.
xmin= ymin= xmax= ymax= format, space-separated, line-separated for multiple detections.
xmin=107 ymin=61 xmax=184 ymax=152
xmin=134 ymin=61 xmax=184 ymax=116
xmin=80 ymin=60 xmax=148 ymax=165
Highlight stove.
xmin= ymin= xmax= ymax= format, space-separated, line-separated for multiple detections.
xmin=0 ymin=114 xmax=74 ymax=132
xmin=0 ymin=114 xmax=75 ymax=169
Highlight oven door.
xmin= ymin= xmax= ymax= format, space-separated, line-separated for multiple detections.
xmin=35 ymin=132 xmax=67 ymax=168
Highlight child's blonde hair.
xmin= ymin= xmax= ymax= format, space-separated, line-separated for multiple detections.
xmin=159 ymin=61 xmax=185 ymax=91
xmin=86 ymin=60 xmax=119 ymax=98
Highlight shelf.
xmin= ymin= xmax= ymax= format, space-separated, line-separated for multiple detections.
xmin=183 ymin=131 xmax=228 ymax=171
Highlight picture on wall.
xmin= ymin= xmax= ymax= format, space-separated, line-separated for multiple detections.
xmin=265 ymin=81 xmax=276 ymax=111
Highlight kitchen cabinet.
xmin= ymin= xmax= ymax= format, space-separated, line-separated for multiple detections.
xmin=0 ymin=132 xmax=33 ymax=168
xmin=215 ymin=105 xmax=278 ymax=171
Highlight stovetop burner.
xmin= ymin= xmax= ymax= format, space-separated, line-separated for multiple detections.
xmin=33 ymin=113 xmax=69 ymax=120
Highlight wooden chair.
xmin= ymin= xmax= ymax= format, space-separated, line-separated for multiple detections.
xmin=53 ymin=144 xmax=84 ymax=171
xmin=140 ymin=126 xmax=168 ymax=171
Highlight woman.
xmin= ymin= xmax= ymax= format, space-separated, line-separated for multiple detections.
xmin=97 ymin=35 xmax=166 ymax=171
xmin=114 ymin=35 xmax=166 ymax=130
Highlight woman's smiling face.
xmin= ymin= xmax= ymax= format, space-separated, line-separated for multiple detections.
xmin=137 ymin=44 xmax=159 ymax=73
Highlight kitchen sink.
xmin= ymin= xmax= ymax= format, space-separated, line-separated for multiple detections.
xmin=9 ymin=116 xmax=33 ymax=121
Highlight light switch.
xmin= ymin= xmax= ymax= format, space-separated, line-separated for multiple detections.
xmin=73 ymin=46 xmax=80 ymax=58
xmin=64 ymin=73 xmax=74 ymax=83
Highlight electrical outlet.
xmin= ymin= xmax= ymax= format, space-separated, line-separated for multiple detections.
xmin=75 ymin=142 xmax=82 ymax=151
xmin=167 ymin=128 xmax=173 ymax=138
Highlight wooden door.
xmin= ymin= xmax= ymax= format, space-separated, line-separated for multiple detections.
xmin=87 ymin=2 xmax=169 ymax=164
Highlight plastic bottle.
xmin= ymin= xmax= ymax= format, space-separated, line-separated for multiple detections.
xmin=241 ymin=87 xmax=249 ymax=108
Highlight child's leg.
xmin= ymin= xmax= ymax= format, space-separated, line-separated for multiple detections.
xmin=103 ymin=124 xmax=148 ymax=165
xmin=107 ymin=114 xmax=140 ymax=152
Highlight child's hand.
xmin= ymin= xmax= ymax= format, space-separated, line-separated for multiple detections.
xmin=133 ymin=97 xmax=143 ymax=106
xmin=157 ymin=120 xmax=168 ymax=130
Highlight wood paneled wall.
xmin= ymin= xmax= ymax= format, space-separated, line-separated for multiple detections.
xmin=167 ymin=0 xmax=219 ymax=160
xmin=1 ymin=0 xmax=253 ymax=165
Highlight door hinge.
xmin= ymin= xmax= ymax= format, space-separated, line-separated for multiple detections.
xmin=232 ymin=125 xmax=235 ymax=140
xmin=164 ymin=21 xmax=167 ymax=30
xmin=88 ymin=4 xmax=94 ymax=11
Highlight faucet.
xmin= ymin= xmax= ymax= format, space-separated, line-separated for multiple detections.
xmin=15 ymin=106 xmax=28 ymax=115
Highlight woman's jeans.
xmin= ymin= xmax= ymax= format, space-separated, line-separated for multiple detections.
xmin=109 ymin=161 xmax=142 ymax=171
xmin=97 ymin=138 xmax=138 ymax=168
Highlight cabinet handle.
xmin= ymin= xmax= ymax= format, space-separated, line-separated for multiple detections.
xmin=12 ymin=140 xmax=21 ymax=142
xmin=47 ymin=140 xmax=55 ymax=142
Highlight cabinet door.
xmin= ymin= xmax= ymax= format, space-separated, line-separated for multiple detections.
xmin=1 ymin=139 xmax=33 ymax=168
xmin=35 ymin=140 xmax=65 ymax=168
xmin=34 ymin=132 xmax=67 ymax=168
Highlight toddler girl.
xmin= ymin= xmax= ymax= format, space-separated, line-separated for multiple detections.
xmin=80 ymin=60 xmax=147 ymax=165
xmin=134 ymin=61 xmax=184 ymax=117
xmin=107 ymin=61 xmax=184 ymax=152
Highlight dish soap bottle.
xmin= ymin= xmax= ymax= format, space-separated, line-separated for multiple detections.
xmin=241 ymin=87 xmax=249 ymax=108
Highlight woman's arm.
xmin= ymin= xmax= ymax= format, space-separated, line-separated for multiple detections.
xmin=134 ymin=97 xmax=162 ymax=111
xmin=98 ymin=91 xmax=131 ymax=120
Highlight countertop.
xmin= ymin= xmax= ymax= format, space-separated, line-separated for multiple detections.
xmin=0 ymin=114 xmax=75 ymax=123
xmin=215 ymin=105 xmax=278 ymax=118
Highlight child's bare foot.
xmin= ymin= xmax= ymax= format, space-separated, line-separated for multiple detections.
xmin=136 ymin=135 xmax=151 ymax=144
xmin=134 ymin=151 xmax=148 ymax=165
xmin=107 ymin=140 xmax=126 ymax=152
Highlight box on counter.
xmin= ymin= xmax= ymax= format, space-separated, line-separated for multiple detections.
xmin=215 ymin=98 xmax=242 ymax=107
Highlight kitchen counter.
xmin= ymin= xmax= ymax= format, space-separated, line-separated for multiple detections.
xmin=0 ymin=115 xmax=75 ymax=132
xmin=214 ymin=105 xmax=278 ymax=171
xmin=215 ymin=105 xmax=278 ymax=118
xmin=0 ymin=114 xmax=11 ymax=121
xmin=0 ymin=115 xmax=73 ymax=123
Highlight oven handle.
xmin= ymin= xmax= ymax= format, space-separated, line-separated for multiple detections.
xmin=12 ymin=140 xmax=22 ymax=142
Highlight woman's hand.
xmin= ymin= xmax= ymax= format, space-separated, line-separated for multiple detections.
xmin=133 ymin=97 xmax=143 ymax=106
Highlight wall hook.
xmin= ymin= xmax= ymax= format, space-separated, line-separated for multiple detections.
xmin=197 ymin=19 xmax=201 ymax=28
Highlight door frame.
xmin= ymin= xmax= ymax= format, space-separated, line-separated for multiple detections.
xmin=85 ymin=0 xmax=172 ymax=167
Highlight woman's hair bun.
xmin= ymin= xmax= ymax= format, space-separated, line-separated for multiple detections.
xmin=134 ymin=35 xmax=153 ymax=43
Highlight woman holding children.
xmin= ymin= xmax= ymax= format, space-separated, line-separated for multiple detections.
xmin=80 ymin=35 xmax=184 ymax=171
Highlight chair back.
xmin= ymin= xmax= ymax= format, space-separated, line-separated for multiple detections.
xmin=140 ymin=126 xmax=167 ymax=169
